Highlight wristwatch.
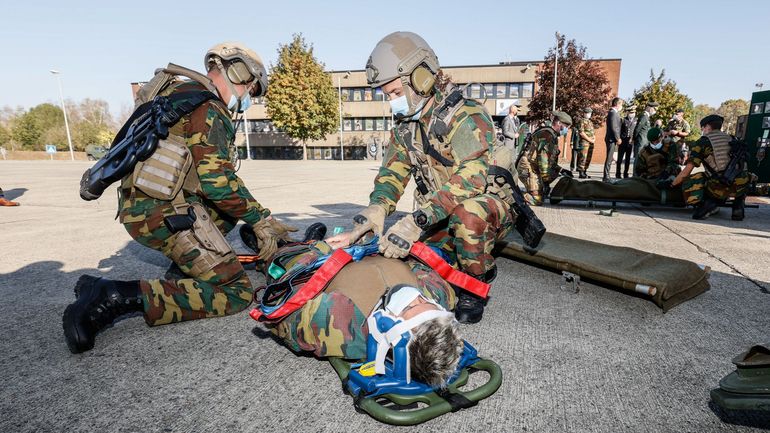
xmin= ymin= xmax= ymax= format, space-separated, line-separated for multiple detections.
xmin=412 ymin=209 xmax=430 ymax=229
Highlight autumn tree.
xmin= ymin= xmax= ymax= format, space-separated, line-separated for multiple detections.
xmin=529 ymin=34 xmax=613 ymax=127
xmin=265 ymin=33 xmax=338 ymax=160
xmin=716 ymin=99 xmax=749 ymax=135
xmin=630 ymin=70 xmax=696 ymax=137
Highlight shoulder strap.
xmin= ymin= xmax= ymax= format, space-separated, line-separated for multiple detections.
xmin=419 ymin=122 xmax=454 ymax=167
xmin=250 ymin=248 xmax=354 ymax=322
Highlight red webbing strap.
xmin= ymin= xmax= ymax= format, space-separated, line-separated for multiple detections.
xmin=409 ymin=242 xmax=490 ymax=299
xmin=249 ymin=248 xmax=354 ymax=322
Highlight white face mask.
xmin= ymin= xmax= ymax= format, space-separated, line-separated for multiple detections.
xmin=651 ymin=141 xmax=663 ymax=150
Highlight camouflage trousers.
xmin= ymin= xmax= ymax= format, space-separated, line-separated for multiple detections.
xmin=518 ymin=158 xmax=547 ymax=206
xmin=266 ymin=260 xmax=455 ymax=360
xmin=682 ymin=171 xmax=751 ymax=205
xmin=422 ymin=193 xmax=513 ymax=276
xmin=119 ymin=191 xmax=253 ymax=326
xmin=577 ymin=142 xmax=594 ymax=173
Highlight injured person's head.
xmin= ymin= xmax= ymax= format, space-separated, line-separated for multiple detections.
xmin=369 ymin=285 xmax=465 ymax=388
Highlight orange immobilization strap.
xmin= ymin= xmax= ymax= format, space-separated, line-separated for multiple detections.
xmin=237 ymin=255 xmax=261 ymax=264
xmin=250 ymin=248 xmax=354 ymax=322
xmin=409 ymin=242 xmax=490 ymax=299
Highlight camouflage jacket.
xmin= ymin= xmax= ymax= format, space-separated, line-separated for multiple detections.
xmin=521 ymin=126 xmax=561 ymax=183
xmin=119 ymin=80 xmax=270 ymax=226
xmin=266 ymin=257 xmax=456 ymax=360
xmin=576 ymin=118 xmax=595 ymax=144
xmin=664 ymin=118 xmax=691 ymax=143
xmin=368 ymin=84 xmax=495 ymax=226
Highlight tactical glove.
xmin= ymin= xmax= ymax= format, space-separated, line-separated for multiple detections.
xmin=251 ymin=217 xmax=298 ymax=260
xmin=379 ymin=215 xmax=421 ymax=259
xmin=349 ymin=204 xmax=387 ymax=241
xmin=559 ymin=168 xmax=574 ymax=178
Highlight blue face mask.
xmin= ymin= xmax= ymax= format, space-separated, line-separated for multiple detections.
xmin=560 ymin=126 xmax=568 ymax=136
xmin=389 ymin=95 xmax=410 ymax=118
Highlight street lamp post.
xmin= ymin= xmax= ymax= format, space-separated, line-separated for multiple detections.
xmin=552 ymin=32 xmax=559 ymax=112
xmin=337 ymin=72 xmax=350 ymax=161
xmin=49 ymin=70 xmax=75 ymax=161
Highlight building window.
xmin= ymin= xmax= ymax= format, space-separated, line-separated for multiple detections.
xmin=467 ymin=84 xmax=482 ymax=99
xmin=364 ymin=89 xmax=373 ymax=101
xmin=521 ymin=83 xmax=534 ymax=98
xmin=375 ymin=118 xmax=384 ymax=130
xmin=343 ymin=119 xmax=352 ymax=131
xmin=374 ymin=88 xmax=384 ymax=101
xmin=495 ymin=84 xmax=507 ymax=99
xmin=352 ymin=89 xmax=363 ymax=102
xmin=507 ymin=84 xmax=521 ymax=98
xmin=353 ymin=119 xmax=362 ymax=131
xmin=341 ymin=89 xmax=349 ymax=101
xmin=364 ymin=119 xmax=374 ymax=131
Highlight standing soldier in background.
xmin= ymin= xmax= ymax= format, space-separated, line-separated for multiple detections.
xmin=63 ymin=42 xmax=297 ymax=353
xmin=616 ymin=105 xmax=637 ymax=178
xmin=0 ymin=187 xmax=20 ymax=206
xmin=326 ymin=32 xmax=515 ymax=324
xmin=517 ymin=111 xmax=574 ymax=204
xmin=632 ymin=102 xmax=658 ymax=175
xmin=575 ymin=107 xmax=595 ymax=179
xmin=665 ymin=115 xmax=750 ymax=220
xmin=603 ymin=97 xmax=623 ymax=182
xmin=664 ymin=108 xmax=691 ymax=163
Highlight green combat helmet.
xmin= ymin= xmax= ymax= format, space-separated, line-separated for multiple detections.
xmin=365 ymin=32 xmax=440 ymax=118
xmin=205 ymin=42 xmax=269 ymax=110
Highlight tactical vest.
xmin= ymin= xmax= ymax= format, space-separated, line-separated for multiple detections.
xmin=122 ymin=64 xmax=221 ymax=209
xmin=703 ymin=131 xmax=732 ymax=174
xmin=398 ymin=87 xmax=512 ymax=207
xmin=640 ymin=147 xmax=666 ymax=178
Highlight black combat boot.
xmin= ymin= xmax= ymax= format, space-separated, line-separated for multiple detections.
xmin=454 ymin=266 xmax=497 ymax=324
xmin=731 ymin=195 xmax=746 ymax=221
xmin=692 ymin=198 xmax=721 ymax=220
xmin=578 ymin=171 xmax=587 ymax=179
xmin=62 ymin=275 xmax=143 ymax=354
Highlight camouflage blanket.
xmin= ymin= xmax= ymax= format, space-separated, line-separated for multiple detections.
xmin=549 ymin=177 xmax=685 ymax=205
xmin=495 ymin=232 xmax=710 ymax=312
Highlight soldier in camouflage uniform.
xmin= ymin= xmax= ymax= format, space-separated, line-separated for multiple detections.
xmin=575 ymin=107 xmax=595 ymax=178
xmin=664 ymin=108 xmax=691 ymax=164
xmin=635 ymin=127 xmax=680 ymax=180
xmin=265 ymin=237 xmax=463 ymax=387
xmin=667 ymin=115 xmax=750 ymax=220
xmin=516 ymin=111 xmax=574 ymax=205
xmin=326 ymin=32 xmax=514 ymax=325
xmin=63 ymin=43 xmax=297 ymax=353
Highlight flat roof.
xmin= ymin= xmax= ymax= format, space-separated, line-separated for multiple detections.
xmin=329 ymin=58 xmax=622 ymax=74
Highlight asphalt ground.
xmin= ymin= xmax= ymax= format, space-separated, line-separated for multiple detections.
xmin=1 ymin=160 xmax=769 ymax=433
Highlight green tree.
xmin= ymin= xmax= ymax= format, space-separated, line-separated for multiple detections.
xmin=529 ymin=34 xmax=613 ymax=127
xmin=0 ymin=124 xmax=10 ymax=148
xmin=630 ymin=70 xmax=694 ymax=136
xmin=716 ymin=99 xmax=749 ymax=135
xmin=265 ymin=33 xmax=338 ymax=160
xmin=689 ymin=103 xmax=715 ymax=141
xmin=71 ymin=98 xmax=116 ymax=149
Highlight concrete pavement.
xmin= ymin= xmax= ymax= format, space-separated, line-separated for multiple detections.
xmin=1 ymin=160 xmax=769 ymax=433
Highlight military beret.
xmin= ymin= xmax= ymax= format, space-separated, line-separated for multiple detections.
xmin=552 ymin=110 xmax=572 ymax=126
xmin=646 ymin=102 xmax=659 ymax=108
xmin=582 ymin=107 xmax=593 ymax=113
xmin=700 ymin=114 xmax=724 ymax=127
xmin=647 ymin=127 xmax=662 ymax=142
xmin=625 ymin=105 xmax=637 ymax=112
xmin=675 ymin=108 xmax=685 ymax=114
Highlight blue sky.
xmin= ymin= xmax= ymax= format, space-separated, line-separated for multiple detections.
xmin=1 ymin=0 xmax=768 ymax=117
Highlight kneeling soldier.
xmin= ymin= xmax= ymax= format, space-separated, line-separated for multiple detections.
xmin=327 ymin=32 xmax=515 ymax=324
xmin=63 ymin=42 xmax=296 ymax=353
xmin=668 ymin=115 xmax=750 ymax=220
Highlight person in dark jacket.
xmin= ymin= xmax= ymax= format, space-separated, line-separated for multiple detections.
xmin=603 ymin=97 xmax=623 ymax=182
